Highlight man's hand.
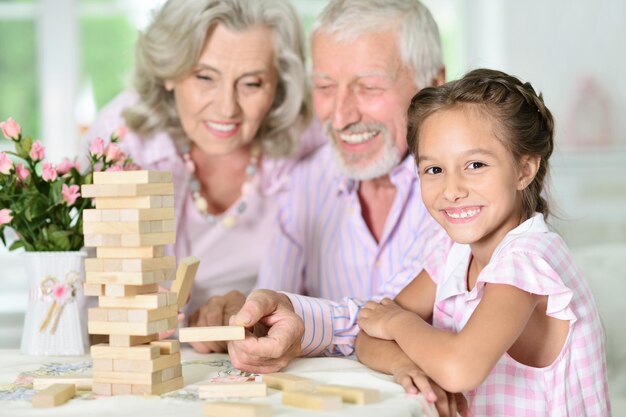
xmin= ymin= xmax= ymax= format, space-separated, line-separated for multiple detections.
xmin=227 ymin=290 xmax=304 ymax=374
xmin=187 ymin=290 xmax=246 ymax=353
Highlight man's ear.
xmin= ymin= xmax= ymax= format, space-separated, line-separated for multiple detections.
xmin=517 ymin=154 xmax=541 ymax=190
xmin=432 ymin=66 xmax=446 ymax=87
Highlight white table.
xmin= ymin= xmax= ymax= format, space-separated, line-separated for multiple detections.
xmin=0 ymin=348 xmax=437 ymax=417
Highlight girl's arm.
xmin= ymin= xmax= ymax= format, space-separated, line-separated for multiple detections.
xmin=386 ymin=284 xmax=540 ymax=392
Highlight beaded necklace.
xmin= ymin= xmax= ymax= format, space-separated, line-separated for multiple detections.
xmin=179 ymin=142 xmax=260 ymax=228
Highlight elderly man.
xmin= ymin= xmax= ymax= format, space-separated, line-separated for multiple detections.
xmin=192 ymin=0 xmax=448 ymax=377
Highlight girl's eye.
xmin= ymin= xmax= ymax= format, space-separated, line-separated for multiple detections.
xmin=467 ymin=161 xmax=486 ymax=170
xmin=424 ymin=166 xmax=442 ymax=175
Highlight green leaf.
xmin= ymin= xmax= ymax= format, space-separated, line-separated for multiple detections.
xmin=48 ymin=230 xmax=71 ymax=251
xmin=8 ymin=240 xmax=25 ymax=251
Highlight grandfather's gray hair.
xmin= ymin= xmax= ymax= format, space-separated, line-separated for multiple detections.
xmin=123 ymin=0 xmax=311 ymax=157
xmin=313 ymin=0 xmax=443 ymax=90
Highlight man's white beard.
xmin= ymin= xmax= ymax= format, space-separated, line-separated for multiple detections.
xmin=327 ymin=123 xmax=401 ymax=181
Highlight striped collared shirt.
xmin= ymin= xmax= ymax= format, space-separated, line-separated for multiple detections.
xmin=257 ymin=144 xmax=450 ymax=356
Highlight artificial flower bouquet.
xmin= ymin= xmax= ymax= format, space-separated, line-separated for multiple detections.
xmin=0 ymin=117 xmax=137 ymax=252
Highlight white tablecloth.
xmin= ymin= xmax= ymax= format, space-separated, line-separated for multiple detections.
xmin=0 ymin=348 xmax=437 ymax=417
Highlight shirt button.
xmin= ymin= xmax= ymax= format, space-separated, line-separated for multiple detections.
xmin=375 ymin=261 xmax=382 ymax=268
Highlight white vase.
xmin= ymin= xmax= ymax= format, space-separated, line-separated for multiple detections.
xmin=20 ymin=251 xmax=89 ymax=356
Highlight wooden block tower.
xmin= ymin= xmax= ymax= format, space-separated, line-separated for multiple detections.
xmin=81 ymin=170 xmax=185 ymax=396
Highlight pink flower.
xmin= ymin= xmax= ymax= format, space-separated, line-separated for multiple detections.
xmin=42 ymin=162 xmax=58 ymax=182
xmin=105 ymin=165 xmax=122 ymax=172
xmin=112 ymin=125 xmax=127 ymax=141
xmin=0 ymin=208 xmax=12 ymax=225
xmin=89 ymin=137 xmax=105 ymax=157
xmin=104 ymin=143 xmax=123 ymax=163
xmin=29 ymin=141 xmax=45 ymax=161
xmin=61 ymin=184 xmax=80 ymax=206
xmin=52 ymin=282 xmax=71 ymax=302
xmin=56 ymin=158 xmax=73 ymax=175
xmin=124 ymin=162 xmax=142 ymax=171
xmin=0 ymin=117 xmax=21 ymax=140
xmin=15 ymin=163 xmax=30 ymax=182
xmin=0 ymin=152 xmax=13 ymax=174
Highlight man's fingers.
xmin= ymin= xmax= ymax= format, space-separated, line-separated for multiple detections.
xmin=233 ymin=290 xmax=278 ymax=326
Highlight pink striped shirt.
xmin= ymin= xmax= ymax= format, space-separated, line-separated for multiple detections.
xmin=257 ymin=145 xmax=450 ymax=356
xmin=432 ymin=213 xmax=610 ymax=416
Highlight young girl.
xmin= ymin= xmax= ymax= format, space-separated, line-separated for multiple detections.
xmin=357 ymin=69 xmax=610 ymax=416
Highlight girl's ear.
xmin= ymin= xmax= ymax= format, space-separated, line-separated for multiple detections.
xmin=517 ymin=155 xmax=541 ymax=190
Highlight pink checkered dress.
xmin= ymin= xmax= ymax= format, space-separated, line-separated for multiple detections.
xmin=431 ymin=213 xmax=610 ymax=416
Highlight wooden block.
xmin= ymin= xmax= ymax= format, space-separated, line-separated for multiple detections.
xmin=120 ymin=208 xmax=175 ymax=222
xmin=108 ymin=334 xmax=159 ymax=347
xmin=198 ymin=381 xmax=267 ymax=399
xmin=92 ymin=358 xmax=113 ymax=372
xmin=111 ymin=384 xmax=132 ymax=395
xmin=113 ymin=352 xmax=181 ymax=373
xmin=178 ymin=326 xmax=244 ymax=343
xmin=32 ymin=376 xmax=92 ymax=391
xmin=94 ymin=195 xmax=168 ymax=210
xmin=88 ymin=307 xmax=109 ymax=322
xmin=84 ymin=232 xmax=176 ymax=247
xmin=83 ymin=283 xmax=104 ymax=296
xmin=83 ymin=220 xmax=153 ymax=235
xmin=89 ymin=317 xmax=174 ymax=336
xmin=32 ymin=383 xmax=75 ymax=408
xmin=127 ymin=305 xmax=178 ymax=323
xmin=92 ymin=382 xmax=112 ymax=396
xmin=83 ymin=208 xmax=104 ymax=222
xmin=150 ymin=339 xmax=180 ymax=354
xmin=81 ymin=183 xmax=174 ymax=198
xmin=107 ymin=309 xmax=129 ymax=322
xmin=282 ymin=390 xmax=342 ymax=411
xmin=160 ymin=364 xmax=182 ymax=382
xmin=171 ymin=256 xmax=200 ymax=308
xmin=99 ymin=292 xmax=173 ymax=309
xmin=87 ymin=257 xmax=176 ymax=273
xmin=86 ymin=269 xmax=172 ymax=286
xmin=105 ymin=283 xmax=159 ymax=297
xmin=97 ymin=246 xmax=165 ymax=259
xmin=316 ymin=384 xmax=380 ymax=405
xmin=94 ymin=170 xmax=172 ymax=185
xmin=203 ymin=402 xmax=272 ymax=417
xmin=91 ymin=344 xmax=160 ymax=360
xmin=93 ymin=370 xmax=163 ymax=385
xmin=131 ymin=375 xmax=184 ymax=395
xmin=262 ymin=373 xmax=314 ymax=391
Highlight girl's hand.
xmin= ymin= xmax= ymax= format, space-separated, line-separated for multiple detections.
xmin=358 ymin=298 xmax=407 ymax=340
xmin=392 ymin=361 xmax=470 ymax=417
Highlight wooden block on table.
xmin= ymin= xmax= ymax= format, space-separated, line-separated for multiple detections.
xmin=178 ymin=326 xmax=244 ymax=343
xmin=131 ymin=375 xmax=184 ymax=395
xmin=113 ymin=352 xmax=181 ymax=373
xmin=262 ymin=373 xmax=314 ymax=392
xmin=93 ymin=370 xmax=163 ymax=385
xmin=99 ymin=292 xmax=175 ymax=309
xmin=108 ymin=333 xmax=159 ymax=347
xmin=97 ymin=246 xmax=165 ymax=259
xmin=81 ymin=183 xmax=174 ymax=198
xmin=282 ymin=390 xmax=342 ymax=411
xmin=203 ymin=401 xmax=273 ymax=417
xmin=94 ymin=195 xmax=174 ymax=210
xmin=316 ymin=384 xmax=380 ymax=405
xmin=93 ymin=170 xmax=172 ymax=185
xmin=105 ymin=283 xmax=159 ymax=297
xmin=171 ymin=256 xmax=200 ymax=309
xmin=83 ymin=283 xmax=104 ymax=296
xmin=92 ymin=358 xmax=113 ymax=372
xmin=111 ymin=384 xmax=132 ymax=395
xmin=32 ymin=383 xmax=76 ymax=408
xmin=84 ymin=232 xmax=176 ymax=248
xmin=33 ymin=376 xmax=92 ymax=391
xmin=198 ymin=381 xmax=267 ymax=399
xmin=150 ymin=339 xmax=180 ymax=354
xmin=160 ymin=364 xmax=182 ymax=382
xmin=91 ymin=343 xmax=160 ymax=360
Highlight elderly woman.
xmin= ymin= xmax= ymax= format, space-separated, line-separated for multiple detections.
xmin=83 ymin=0 xmax=325 ymax=320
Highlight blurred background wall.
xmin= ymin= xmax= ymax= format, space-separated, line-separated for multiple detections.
xmin=1 ymin=0 xmax=625 ymax=312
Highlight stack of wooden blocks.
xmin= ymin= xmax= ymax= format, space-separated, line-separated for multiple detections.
xmin=81 ymin=170 xmax=184 ymax=396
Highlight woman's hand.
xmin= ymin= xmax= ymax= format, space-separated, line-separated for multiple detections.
xmin=358 ymin=298 xmax=408 ymax=340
